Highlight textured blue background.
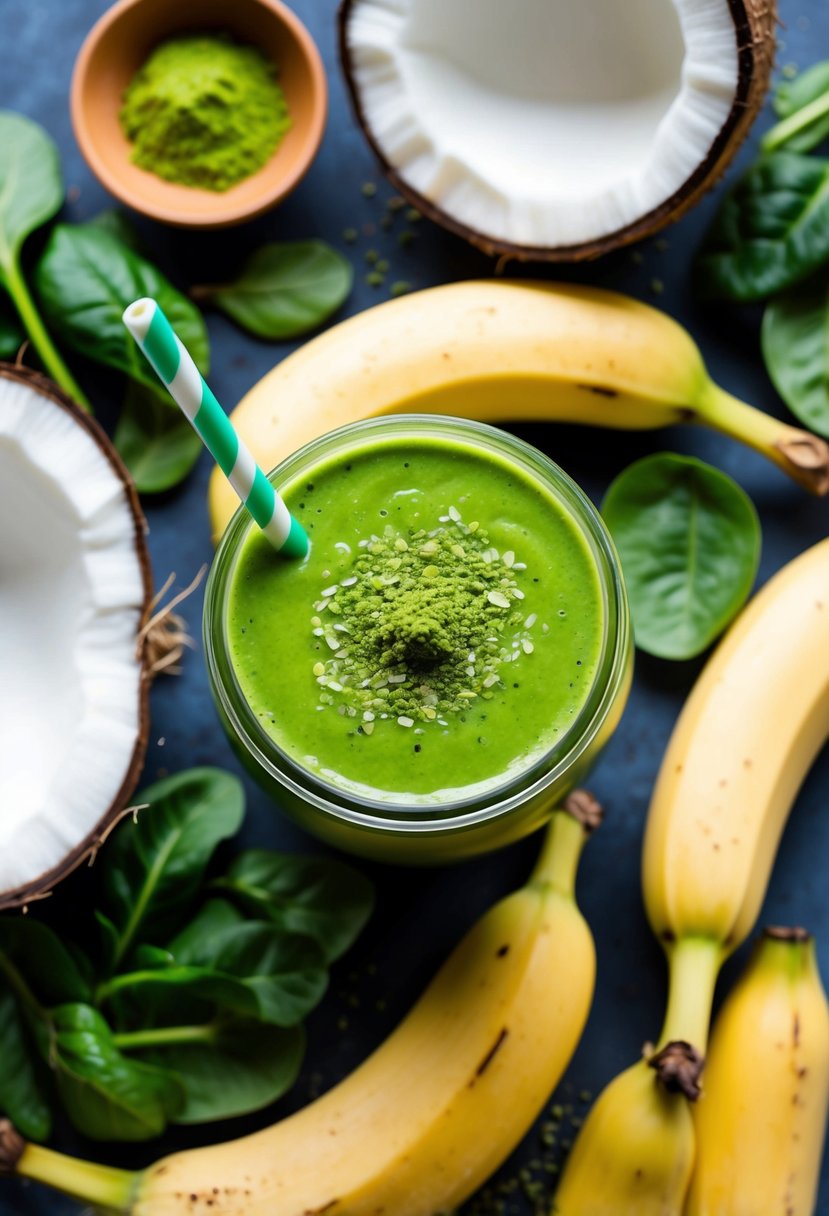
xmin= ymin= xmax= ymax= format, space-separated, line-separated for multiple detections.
xmin=3 ymin=1 xmax=829 ymax=1212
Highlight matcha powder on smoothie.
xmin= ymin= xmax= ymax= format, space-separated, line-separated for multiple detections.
xmin=120 ymin=33 xmax=291 ymax=191
xmin=311 ymin=510 xmax=540 ymax=731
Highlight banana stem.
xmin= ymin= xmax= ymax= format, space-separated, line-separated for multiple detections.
xmin=529 ymin=809 xmax=586 ymax=898
xmin=658 ymin=936 xmax=722 ymax=1054
xmin=12 ymin=1140 xmax=136 ymax=1212
xmin=695 ymin=380 xmax=829 ymax=496
xmin=757 ymin=926 xmax=815 ymax=980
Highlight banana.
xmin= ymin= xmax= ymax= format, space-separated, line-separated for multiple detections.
xmin=553 ymin=538 xmax=829 ymax=1215
xmin=644 ymin=536 xmax=829 ymax=981
xmin=552 ymin=1057 xmax=696 ymax=1216
xmin=1 ymin=793 xmax=600 ymax=1216
xmin=208 ymin=280 xmax=829 ymax=541
xmin=687 ymin=926 xmax=829 ymax=1216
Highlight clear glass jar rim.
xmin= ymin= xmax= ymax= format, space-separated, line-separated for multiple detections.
xmin=204 ymin=414 xmax=630 ymax=834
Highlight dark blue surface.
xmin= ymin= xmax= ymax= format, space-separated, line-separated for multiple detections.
xmin=4 ymin=1 xmax=829 ymax=1212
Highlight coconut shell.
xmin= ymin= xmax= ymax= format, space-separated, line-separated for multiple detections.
xmin=339 ymin=0 xmax=777 ymax=262
xmin=0 ymin=363 xmax=152 ymax=910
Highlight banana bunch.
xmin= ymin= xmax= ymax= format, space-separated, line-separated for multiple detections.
xmin=208 ymin=280 xmax=829 ymax=541
xmin=1 ymin=794 xmax=600 ymax=1216
xmin=553 ymin=537 xmax=829 ymax=1215
xmin=687 ymin=927 xmax=829 ymax=1216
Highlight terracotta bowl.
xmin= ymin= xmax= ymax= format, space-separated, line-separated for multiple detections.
xmin=71 ymin=0 xmax=327 ymax=228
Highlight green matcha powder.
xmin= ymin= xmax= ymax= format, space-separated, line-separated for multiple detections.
xmin=120 ymin=33 xmax=291 ymax=192
xmin=311 ymin=509 xmax=541 ymax=732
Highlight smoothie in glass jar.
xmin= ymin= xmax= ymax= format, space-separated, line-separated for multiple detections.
xmin=205 ymin=416 xmax=631 ymax=862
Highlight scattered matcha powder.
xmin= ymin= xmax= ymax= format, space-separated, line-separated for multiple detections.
xmin=120 ymin=33 xmax=291 ymax=192
xmin=311 ymin=510 xmax=539 ymax=729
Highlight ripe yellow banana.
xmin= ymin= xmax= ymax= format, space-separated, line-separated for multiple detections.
xmin=645 ymin=535 xmax=829 ymax=983
xmin=553 ymin=537 xmax=829 ymax=1215
xmin=552 ymin=1056 xmax=696 ymax=1216
xmin=686 ymin=926 xmax=829 ymax=1216
xmin=1 ymin=794 xmax=600 ymax=1216
xmin=208 ymin=280 xmax=829 ymax=541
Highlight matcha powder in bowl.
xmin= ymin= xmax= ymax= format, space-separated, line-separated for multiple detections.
xmin=120 ymin=33 xmax=292 ymax=191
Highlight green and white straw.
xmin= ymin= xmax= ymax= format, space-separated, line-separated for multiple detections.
xmin=122 ymin=297 xmax=308 ymax=559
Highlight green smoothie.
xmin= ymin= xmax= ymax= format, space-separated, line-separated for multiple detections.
xmin=226 ymin=432 xmax=604 ymax=806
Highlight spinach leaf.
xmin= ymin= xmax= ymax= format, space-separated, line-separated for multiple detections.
xmin=100 ymin=768 xmax=245 ymax=969
xmin=0 ymin=766 xmax=374 ymax=1140
xmin=193 ymin=241 xmax=352 ymax=339
xmin=0 ymin=112 xmax=62 ymax=282
xmin=102 ymin=903 xmax=327 ymax=1026
xmin=0 ymin=919 xmax=91 ymax=1005
xmin=0 ymin=292 xmax=25 ymax=359
xmin=88 ymin=208 xmax=146 ymax=254
xmin=166 ymin=898 xmax=245 ymax=955
xmin=100 ymin=908 xmax=259 ymax=1022
xmin=95 ymin=910 xmax=121 ymax=974
xmin=762 ymin=274 xmax=829 ymax=438
xmin=0 ymin=989 xmax=51 ymax=1141
xmin=0 ymin=111 xmax=87 ymax=404
xmin=51 ymin=1004 xmax=183 ymax=1141
xmin=101 ymin=964 xmax=264 ymax=1022
xmin=765 ymin=62 xmax=829 ymax=154
xmin=114 ymin=381 xmax=202 ymax=493
xmin=169 ymin=911 xmax=328 ymax=1025
xmin=696 ymin=152 xmax=829 ymax=301
xmin=602 ymin=454 xmax=761 ymax=660
xmin=34 ymin=223 xmax=209 ymax=392
xmin=132 ymin=944 xmax=177 ymax=969
xmin=144 ymin=1020 xmax=304 ymax=1124
xmin=216 ymin=851 xmax=375 ymax=963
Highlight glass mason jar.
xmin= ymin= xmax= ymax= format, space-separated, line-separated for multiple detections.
xmin=204 ymin=415 xmax=632 ymax=864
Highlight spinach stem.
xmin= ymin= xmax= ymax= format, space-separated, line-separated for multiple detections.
xmin=14 ymin=1140 xmax=137 ymax=1212
xmin=114 ymin=1023 xmax=216 ymax=1050
xmin=211 ymin=876 xmax=279 ymax=905
xmin=762 ymin=89 xmax=829 ymax=154
xmin=110 ymin=833 xmax=179 ymax=972
xmin=4 ymin=257 xmax=90 ymax=410
xmin=96 ymin=967 xmax=206 ymax=1006
xmin=0 ymin=952 xmax=45 ymax=1022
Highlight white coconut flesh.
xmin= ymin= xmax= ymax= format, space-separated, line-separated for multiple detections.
xmin=0 ymin=372 xmax=147 ymax=899
xmin=345 ymin=0 xmax=740 ymax=248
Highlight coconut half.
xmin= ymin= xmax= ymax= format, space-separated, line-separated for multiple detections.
xmin=0 ymin=365 xmax=151 ymax=909
xmin=339 ymin=0 xmax=775 ymax=259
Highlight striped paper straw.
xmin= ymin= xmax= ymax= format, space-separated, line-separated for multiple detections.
xmin=122 ymin=298 xmax=308 ymax=559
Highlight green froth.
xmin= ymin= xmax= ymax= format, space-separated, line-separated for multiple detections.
xmin=120 ymin=34 xmax=291 ymax=192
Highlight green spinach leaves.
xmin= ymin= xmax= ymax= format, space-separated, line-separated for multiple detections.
xmin=0 ymin=768 xmax=373 ymax=1140
xmin=35 ymin=223 xmax=209 ymax=390
xmin=192 ymin=240 xmax=352 ymax=340
xmin=695 ymin=63 xmax=829 ymax=473
xmin=696 ymin=153 xmax=829 ymax=301
xmin=764 ymin=60 xmax=829 ymax=155
xmin=602 ymin=454 xmax=761 ymax=660
xmin=761 ymin=274 xmax=829 ymax=437
xmin=0 ymin=111 xmax=87 ymax=405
